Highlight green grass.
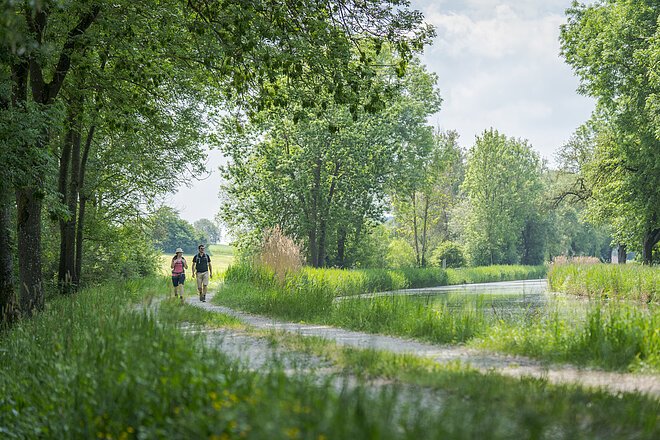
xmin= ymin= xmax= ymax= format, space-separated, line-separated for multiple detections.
xmin=447 ymin=264 xmax=547 ymax=284
xmin=548 ymin=262 xmax=659 ymax=302
xmin=224 ymin=262 xmax=546 ymax=297
xmin=158 ymin=297 xmax=244 ymax=328
xmin=476 ymin=299 xmax=660 ymax=372
xmin=259 ymin=331 xmax=660 ymax=439
xmin=2 ymin=277 xmax=658 ymax=439
xmin=215 ymin=264 xmax=660 ymax=371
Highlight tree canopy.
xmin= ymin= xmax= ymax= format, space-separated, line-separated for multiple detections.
xmin=560 ymin=0 xmax=660 ymax=263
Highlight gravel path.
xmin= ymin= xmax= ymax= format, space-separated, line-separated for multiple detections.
xmin=184 ymin=291 xmax=660 ymax=398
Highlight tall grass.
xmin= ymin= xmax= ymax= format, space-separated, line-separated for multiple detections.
xmin=224 ymin=263 xmax=546 ymax=297
xmin=548 ymin=262 xmax=659 ymax=302
xmin=478 ymin=300 xmax=660 ymax=371
xmin=3 ymin=277 xmax=659 ymax=438
xmin=446 ymin=265 xmax=547 ymax=284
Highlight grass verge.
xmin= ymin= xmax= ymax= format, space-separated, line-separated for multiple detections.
xmin=215 ymin=281 xmax=660 ymax=371
xmin=4 ymin=277 xmax=659 ymax=438
xmin=548 ymin=262 xmax=659 ymax=302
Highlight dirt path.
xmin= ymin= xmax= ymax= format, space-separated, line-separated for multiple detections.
xmin=184 ymin=291 xmax=660 ymax=398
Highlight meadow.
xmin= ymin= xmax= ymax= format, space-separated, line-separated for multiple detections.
xmin=1 ymin=276 xmax=659 ymax=439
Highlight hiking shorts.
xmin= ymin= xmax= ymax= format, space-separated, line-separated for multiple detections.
xmin=196 ymin=271 xmax=209 ymax=289
xmin=172 ymin=273 xmax=185 ymax=287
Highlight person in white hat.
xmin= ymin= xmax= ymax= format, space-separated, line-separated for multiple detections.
xmin=170 ymin=248 xmax=188 ymax=301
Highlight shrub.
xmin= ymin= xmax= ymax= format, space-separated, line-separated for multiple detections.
xmin=431 ymin=241 xmax=466 ymax=268
xmin=385 ymin=239 xmax=416 ymax=268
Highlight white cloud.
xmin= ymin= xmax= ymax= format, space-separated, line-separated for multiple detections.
xmin=414 ymin=0 xmax=595 ymax=163
xmin=425 ymin=4 xmax=563 ymax=60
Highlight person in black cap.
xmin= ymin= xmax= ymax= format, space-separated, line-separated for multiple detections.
xmin=192 ymin=244 xmax=212 ymax=302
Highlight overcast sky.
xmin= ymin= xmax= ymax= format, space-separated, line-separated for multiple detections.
xmin=169 ymin=0 xmax=595 ymax=224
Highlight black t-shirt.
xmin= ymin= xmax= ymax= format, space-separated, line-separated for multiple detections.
xmin=193 ymin=253 xmax=211 ymax=273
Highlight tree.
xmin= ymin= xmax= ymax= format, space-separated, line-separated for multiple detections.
xmin=560 ymin=0 xmax=660 ymax=264
xmin=1 ymin=0 xmax=435 ymax=319
xmin=149 ymin=207 xmax=201 ymax=254
xmin=392 ymin=129 xmax=463 ymax=267
xmin=194 ymin=219 xmax=221 ymax=244
xmin=219 ymin=56 xmax=441 ymax=267
xmin=461 ymin=129 xmax=544 ymax=266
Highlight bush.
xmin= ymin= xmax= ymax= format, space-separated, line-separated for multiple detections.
xmin=431 ymin=241 xmax=466 ymax=268
xmin=386 ymin=239 xmax=416 ymax=268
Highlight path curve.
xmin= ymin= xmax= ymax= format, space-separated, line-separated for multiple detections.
xmin=186 ymin=292 xmax=660 ymax=398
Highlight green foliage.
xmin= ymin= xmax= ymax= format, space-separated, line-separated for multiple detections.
xmin=148 ymin=207 xmax=205 ymax=254
xmin=193 ymin=219 xmax=221 ymax=244
xmin=560 ymin=1 xmax=660 ymax=262
xmin=386 ymin=238 xmax=417 ymax=268
xmin=351 ymin=224 xmax=390 ymax=268
xmin=548 ymin=263 xmax=659 ymax=302
xmin=218 ymin=56 xmax=441 ymax=268
xmin=81 ymin=217 xmax=161 ymax=282
xmin=462 ymin=129 xmax=544 ymax=266
xmin=431 ymin=241 xmax=466 ymax=268
xmin=392 ymin=129 xmax=465 ymax=267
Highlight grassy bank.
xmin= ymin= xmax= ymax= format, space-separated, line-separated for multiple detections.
xmin=3 ymin=278 xmax=658 ymax=438
xmin=548 ymin=262 xmax=659 ymax=302
xmin=225 ymin=263 xmax=546 ymax=297
xmin=216 ymin=264 xmax=659 ymax=371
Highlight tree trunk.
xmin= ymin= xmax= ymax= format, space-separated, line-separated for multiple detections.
xmin=74 ymin=124 xmax=95 ymax=285
xmin=58 ymin=108 xmax=75 ymax=292
xmin=0 ymin=187 xmax=17 ymax=324
xmin=642 ymin=228 xmax=660 ymax=265
xmin=317 ymin=161 xmax=340 ymax=268
xmin=16 ymin=188 xmax=43 ymax=316
xmin=420 ymin=194 xmax=429 ymax=267
xmin=308 ymin=157 xmax=322 ymax=267
xmin=336 ymin=227 xmax=346 ymax=268
xmin=617 ymin=244 xmax=627 ymax=264
xmin=411 ymin=193 xmax=420 ymax=267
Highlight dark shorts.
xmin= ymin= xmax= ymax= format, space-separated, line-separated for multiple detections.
xmin=172 ymin=273 xmax=185 ymax=287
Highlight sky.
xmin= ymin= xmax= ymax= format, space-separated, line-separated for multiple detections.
xmin=169 ymin=0 xmax=595 ymax=225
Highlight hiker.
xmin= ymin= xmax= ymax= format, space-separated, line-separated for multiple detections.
xmin=192 ymin=244 xmax=212 ymax=302
xmin=171 ymin=248 xmax=188 ymax=301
